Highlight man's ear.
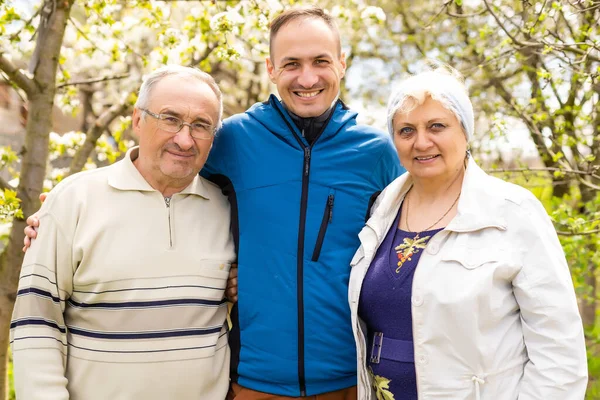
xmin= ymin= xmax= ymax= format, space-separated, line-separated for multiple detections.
xmin=131 ymin=108 xmax=142 ymax=138
xmin=338 ymin=51 xmax=347 ymax=80
xmin=266 ymin=57 xmax=277 ymax=84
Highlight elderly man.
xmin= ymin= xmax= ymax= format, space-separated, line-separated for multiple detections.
xmin=11 ymin=66 xmax=235 ymax=399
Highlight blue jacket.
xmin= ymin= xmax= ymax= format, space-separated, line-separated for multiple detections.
xmin=202 ymin=95 xmax=403 ymax=396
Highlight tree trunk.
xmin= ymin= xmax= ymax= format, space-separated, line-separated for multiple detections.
xmin=0 ymin=1 xmax=74 ymax=397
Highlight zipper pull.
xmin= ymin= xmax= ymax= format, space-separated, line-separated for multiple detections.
xmin=304 ymin=148 xmax=310 ymax=176
xmin=328 ymin=194 xmax=334 ymax=222
xmin=164 ymin=197 xmax=171 ymax=208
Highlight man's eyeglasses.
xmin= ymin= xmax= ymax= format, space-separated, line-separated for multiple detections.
xmin=140 ymin=109 xmax=215 ymax=140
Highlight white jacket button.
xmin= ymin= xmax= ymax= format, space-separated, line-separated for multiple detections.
xmin=427 ymin=242 xmax=439 ymax=254
xmin=417 ymin=354 xmax=428 ymax=365
xmin=412 ymin=294 xmax=424 ymax=306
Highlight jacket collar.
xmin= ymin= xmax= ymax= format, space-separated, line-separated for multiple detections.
xmin=107 ymin=147 xmax=211 ymax=199
xmin=246 ymin=94 xmax=358 ymax=146
xmin=368 ymin=158 xmax=506 ymax=239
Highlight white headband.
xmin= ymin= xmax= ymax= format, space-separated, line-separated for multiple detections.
xmin=386 ymin=71 xmax=474 ymax=141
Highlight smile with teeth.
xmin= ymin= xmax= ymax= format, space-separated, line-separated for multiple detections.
xmin=295 ymin=90 xmax=322 ymax=98
xmin=415 ymin=155 xmax=440 ymax=160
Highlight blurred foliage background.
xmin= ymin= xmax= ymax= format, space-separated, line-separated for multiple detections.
xmin=0 ymin=0 xmax=598 ymax=398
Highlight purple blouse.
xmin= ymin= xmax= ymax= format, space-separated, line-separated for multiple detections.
xmin=358 ymin=208 xmax=443 ymax=399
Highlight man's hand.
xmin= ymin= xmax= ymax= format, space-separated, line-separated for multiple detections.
xmin=22 ymin=193 xmax=47 ymax=252
xmin=226 ymin=263 xmax=238 ymax=303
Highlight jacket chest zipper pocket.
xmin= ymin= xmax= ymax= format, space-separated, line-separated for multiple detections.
xmin=311 ymin=193 xmax=335 ymax=261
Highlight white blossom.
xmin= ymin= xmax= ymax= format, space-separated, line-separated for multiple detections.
xmin=361 ymin=6 xmax=386 ymax=23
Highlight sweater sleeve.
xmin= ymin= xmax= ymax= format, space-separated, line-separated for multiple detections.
xmin=10 ymin=211 xmax=74 ymax=400
xmin=512 ymin=197 xmax=588 ymax=399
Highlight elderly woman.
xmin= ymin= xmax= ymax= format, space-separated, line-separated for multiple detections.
xmin=348 ymin=67 xmax=588 ymax=400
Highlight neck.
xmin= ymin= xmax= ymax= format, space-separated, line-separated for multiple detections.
xmin=410 ymin=166 xmax=465 ymax=205
xmin=133 ymin=158 xmax=194 ymax=198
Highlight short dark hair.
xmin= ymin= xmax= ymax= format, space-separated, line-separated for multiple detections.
xmin=269 ymin=6 xmax=341 ymax=58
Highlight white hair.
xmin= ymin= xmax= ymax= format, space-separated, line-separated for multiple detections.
xmin=386 ymin=65 xmax=474 ymax=141
xmin=135 ymin=65 xmax=223 ymax=130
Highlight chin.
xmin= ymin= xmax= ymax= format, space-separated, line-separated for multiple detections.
xmin=292 ymin=104 xmax=328 ymax=118
xmin=161 ymin=166 xmax=196 ymax=181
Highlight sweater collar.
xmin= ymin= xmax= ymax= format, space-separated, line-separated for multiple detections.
xmin=107 ymin=147 xmax=210 ymax=199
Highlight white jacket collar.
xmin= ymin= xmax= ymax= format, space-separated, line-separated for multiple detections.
xmin=367 ymin=158 xmax=507 ymax=239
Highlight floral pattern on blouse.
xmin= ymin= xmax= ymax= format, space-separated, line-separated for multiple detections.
xmin=369 ymin=367 xmax=395 ymax=400
xmin=394 ymin=234 xmax=431 ymax=272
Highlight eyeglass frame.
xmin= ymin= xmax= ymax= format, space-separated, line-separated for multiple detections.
xmin=139 ymin=108 xmax=216 ymax=140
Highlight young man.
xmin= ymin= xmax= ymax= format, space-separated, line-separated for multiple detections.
xmin=12 ymin=66 xmax=235 ymax=399
xmin=202 ymin=7 xmax=404 ymax=399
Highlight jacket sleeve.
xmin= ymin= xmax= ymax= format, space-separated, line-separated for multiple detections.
xmin=512 ymin=197 xmax=588 ymax=399
xmin=200 ymin=121 xmax=236 ymax=180
xmin=10 ymin=211 xmax=74 ymax=399
xmin=369 ymin=137 xmax=405 ymax=191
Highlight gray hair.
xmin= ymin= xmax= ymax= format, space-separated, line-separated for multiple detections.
xmin=386 ymin=65 xmax=474 ymax=141
xmin=135 ymin=65 xmax=223 ymax=130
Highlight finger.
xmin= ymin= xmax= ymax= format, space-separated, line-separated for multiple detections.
xmin=26 ymin=215 xmax=40 ymax=228
xmin=226 ymin=277 xmax=238 ymax=288
xmin=226 ymin=285 xmax=238 ymax=296
xmin=226 ymin=292 xmax=238 ymax=303
xmin=24 ymin=226 xmax=37 ymax=240
xmin=40 ymin=193 xmax=47 ymax=203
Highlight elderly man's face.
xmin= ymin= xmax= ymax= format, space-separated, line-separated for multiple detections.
xmin=132 ymin=75 xmax=219 ymax=189
xmin=267 ymin=17 xmax=346 ymax=118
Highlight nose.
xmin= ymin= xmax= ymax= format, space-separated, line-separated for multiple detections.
xmin=413 ymin=130 xmax=432 ymax=150
xmin=173 ymin=124 xmax=195 ymax=150
xmin=297 ymin=66 xmax=319 ymax=89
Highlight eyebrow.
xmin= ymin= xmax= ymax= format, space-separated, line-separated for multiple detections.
xmin=280 ymin=54 xmax=333 ymax=63
xmin=159 ymin=109 xmax=213 ymax=125
xmin=395 ymin=118 xmax=451 ymax=126
xmin=427 ymin=118 xmax=451 ymax=124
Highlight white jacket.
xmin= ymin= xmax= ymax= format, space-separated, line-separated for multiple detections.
xmin=349 ymin=159 xmax=587 ymax=400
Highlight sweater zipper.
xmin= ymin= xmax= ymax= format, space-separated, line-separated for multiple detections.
xmin=165 ymin=196 xmax=173 ymax=248
xmin=273 ymin=101 xmax=336 ymax=396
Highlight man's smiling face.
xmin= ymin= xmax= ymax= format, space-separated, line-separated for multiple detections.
xmin=266 ymin=17 xmax=346 ymax=118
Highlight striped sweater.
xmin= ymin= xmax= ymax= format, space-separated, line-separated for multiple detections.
xmin=10 ymin=147 xmax=235 ymax=400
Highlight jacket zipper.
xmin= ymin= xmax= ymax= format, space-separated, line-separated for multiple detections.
xmin=273 ymin=100 xmax=337 ymax=396
xmin=311 ymin=193 xmax=335 ymax=261
xmin=165 ymin=196 xmax=173 ymax=248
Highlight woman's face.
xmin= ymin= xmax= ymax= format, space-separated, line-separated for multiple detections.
xmin=392 ymin=96 xmax=468 ymax=184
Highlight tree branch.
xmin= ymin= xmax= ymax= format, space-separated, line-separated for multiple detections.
xmin=56 ymin=73 xmax=130 ymax=89
xmin=0 ymin=53 xmax=36 ymax=96
xmin=0 ymin=175 xmax=14 ymax=191
xmin=557 ymin=228 xmax=600 ymax=237
xmin=191 ymin=43 xmax=218 ymax=66
xmin=446 ymin=8 xmax=486 ymax=18
xmin=67 ymin=98 xmax=130 ymax=176
xmin=482 ymin=0 xmax=521 ymax=45
xmin=486 ymin=167 xmax=600 ymax=179
xmin=9 ymin=7 xmax=41 ymax=42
